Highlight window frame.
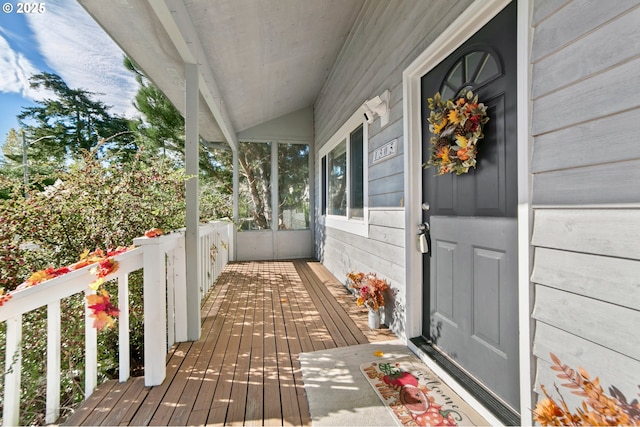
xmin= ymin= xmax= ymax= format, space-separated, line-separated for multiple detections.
xmin=319 ymin=108 xmax=369 ymax=237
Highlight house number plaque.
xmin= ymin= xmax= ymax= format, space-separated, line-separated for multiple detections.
xmin=372 ymin=139 xmax=397 ymax=164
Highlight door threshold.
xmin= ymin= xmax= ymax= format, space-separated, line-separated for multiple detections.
xmin=410 ymin=336 xmax=521 ymax=426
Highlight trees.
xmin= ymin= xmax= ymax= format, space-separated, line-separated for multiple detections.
xmin=0 ymin=147 xmax=229 ymax=425
xmin=0 ymin=129 xmax=23 ymax=179
xmin=237 ymin=142 xmax=272 ymax=229
xmin=16 ymin=72 xmax=136 ymax=164
xmin=124 ymin=58 xmax=184 ymax=160
xmin=227 ymin=141 xmax=309 ymax=231
xmin=125 ymin=58 xmax=225 ymax=178
xmin=0 ymin=65 xmax=234 ymax=424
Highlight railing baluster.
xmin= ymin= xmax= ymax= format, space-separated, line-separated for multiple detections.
xmin=84 ymin=290 xmax=98 ymax=397
xmin=200 ymin=234 xmax=206 ymax=297
xmin=46 ymin=301 xmax=61 ymax=424
xmin=166 ymin=247 xmax=176 ymax=350
xmin=205 ymin=232 xmax=211 ymax=294
xmin=3 ymin=315 xmax=22 ymax=426
xmin=118 ymin=272 xmax=130 ymax=383
xmin=0 ymin=224 xmax=234 ymax=420
xmin=218 ymin=230 xmax=223 ymax=278
xmin=173 ymin=237 xmax=188 ymax=343
xmin=214 ymin=231 xmax=220 ymax=283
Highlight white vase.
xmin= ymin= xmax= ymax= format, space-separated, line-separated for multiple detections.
xmin=368 ymin=308 xmax=381 ymax=329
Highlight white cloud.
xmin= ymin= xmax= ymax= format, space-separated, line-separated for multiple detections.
xmin=0 ymin=34 xmax=48 ymax=100
xmin=25 ymin=1 xmax=139 ymax=118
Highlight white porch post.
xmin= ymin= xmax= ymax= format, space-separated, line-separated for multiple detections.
xmin=232 ymin=148 xmax=239 ymax=261
xmin=233 ymin=148 xmax=239 ymax=225
xmin=185 ymin=62 xmax=201 ymax=340
xmin=271 ymin=142 xmax=279 ymax=231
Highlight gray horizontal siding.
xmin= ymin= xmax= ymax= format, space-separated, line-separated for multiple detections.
xmin=531 ymin=108 xmax=640 ymax=173
xmin=531 ymin=55 xmax=640 ymax=137
xmin=533 ymin=285 xmax=640 ymax=361
xmin=317 ymin=208 xmax=406 ymax=337
xmin=324 ymin=223 xmax=405 ymax=272
xmin=314 ymin=0 xmax=472 ymax=341
xmin=369 ymin=192 xmax=404 ymax=208
xmin=531 ymin=0 xmax=570 ymax=27
xmin=369 ymin=172 xmax=403 ymax=198
xmin=531 ymin=0 xmax=639 ymax=64
xmin=534 ymin=338 xmax=640 ymax=413
xmin=531 ymin=209 xmax=640 ymax=260
xmin=369 ymin=154 xmax=403 ymax=181
xmin=315 ymin=0 xmax=471 ymax=148
xmin=533 ymin=322 xmax=640 ymax=395
xmin=532 ymin=247 xmax=640 ymax=310
xmin=367 ymin=114 xmax=404 ymax=207
xmin=531 ymin=1 xmax=640 ymax=209
xmin=532 ymin=4 xmax=640 ymax=98
xmin=530 ymin=0 xmax=640 ymax=412
xmin=532 ymin=159 xmax=640 ymax=206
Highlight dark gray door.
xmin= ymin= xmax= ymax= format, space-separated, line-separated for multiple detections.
xmin=421 ymin=2 xmax=519 ymax=411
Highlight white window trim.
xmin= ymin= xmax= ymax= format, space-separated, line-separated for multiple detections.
xmin=319 ymin=106 xmax=369 ymax=237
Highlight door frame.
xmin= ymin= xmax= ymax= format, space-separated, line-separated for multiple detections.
xmin=402 ymin=0 xmax=533 ymax=423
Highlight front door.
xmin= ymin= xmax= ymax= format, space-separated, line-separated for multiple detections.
xmin=420 ymin=2 xmax=519 ymax=411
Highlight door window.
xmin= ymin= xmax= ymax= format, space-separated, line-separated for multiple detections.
xmin=439 ymin=50 xmax=500 ymax=99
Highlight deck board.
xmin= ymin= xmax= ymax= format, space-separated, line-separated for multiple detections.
xmin=63 ymin=260 xmax=396 ymax=426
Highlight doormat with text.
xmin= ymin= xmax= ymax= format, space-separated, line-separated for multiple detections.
xmin=360 ymin=359 xmax=488 ymax=426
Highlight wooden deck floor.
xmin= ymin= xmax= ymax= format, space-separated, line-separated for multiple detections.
xmin=63 ymin=260 xmax=396 ymax=426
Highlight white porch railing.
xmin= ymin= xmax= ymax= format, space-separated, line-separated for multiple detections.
xmin=0 ymin=221 xmax=234 ymax=426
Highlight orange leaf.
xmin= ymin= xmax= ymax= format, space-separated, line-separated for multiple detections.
xmin=562 ymin=383 xmax=579 ymax=389
xmin=145 ymin=228 xmax=164 ymax=238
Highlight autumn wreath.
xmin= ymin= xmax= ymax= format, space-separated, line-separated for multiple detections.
xmin=424 ymin=90 xmax=489 ymax=175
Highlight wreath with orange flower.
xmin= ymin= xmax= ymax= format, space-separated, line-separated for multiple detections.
xmin=424 ymin=90 xmax=489 ymax=175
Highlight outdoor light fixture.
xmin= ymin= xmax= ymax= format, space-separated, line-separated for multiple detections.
xmin=362 ymin=90 xmax=390 ymax=126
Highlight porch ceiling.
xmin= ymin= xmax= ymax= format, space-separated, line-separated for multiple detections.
xmin=78 ymin=0 xmax=364 ymax=147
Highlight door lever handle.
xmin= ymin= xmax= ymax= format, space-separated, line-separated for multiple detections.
xmin=417 ymin=222 xmax=431 ymax=256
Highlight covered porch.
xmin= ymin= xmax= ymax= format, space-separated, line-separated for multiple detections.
xmin=63 ymin=260 xmax=396 ymax=426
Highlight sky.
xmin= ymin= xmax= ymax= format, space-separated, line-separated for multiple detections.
xmin=0 ymin=0 xmax=139 ymax=143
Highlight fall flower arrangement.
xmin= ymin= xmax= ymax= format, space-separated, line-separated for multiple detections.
xmin=534 ymin=353 xmax=640 ymax=426
xmin=424 ymin=90 xmax=489 ymax=175
xmin=346 ymin=271 xmax=389 ymax=311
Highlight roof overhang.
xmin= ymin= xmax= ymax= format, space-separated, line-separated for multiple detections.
xmin=78 ymin=0 xmax=364 ymax=149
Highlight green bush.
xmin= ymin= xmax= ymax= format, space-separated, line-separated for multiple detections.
xmin=0 ymin=149 xmax=228 ymax=425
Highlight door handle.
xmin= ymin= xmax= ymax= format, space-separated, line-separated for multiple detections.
xmin=417 ymin=222 xmax=431 ymax=256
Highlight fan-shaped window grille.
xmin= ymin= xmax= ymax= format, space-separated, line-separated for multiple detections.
xmin=439 ymin=50 xmax=500 ymax=99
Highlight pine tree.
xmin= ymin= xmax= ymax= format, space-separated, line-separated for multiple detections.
xmin=16 ymin=72 xmax=135 ymax=165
